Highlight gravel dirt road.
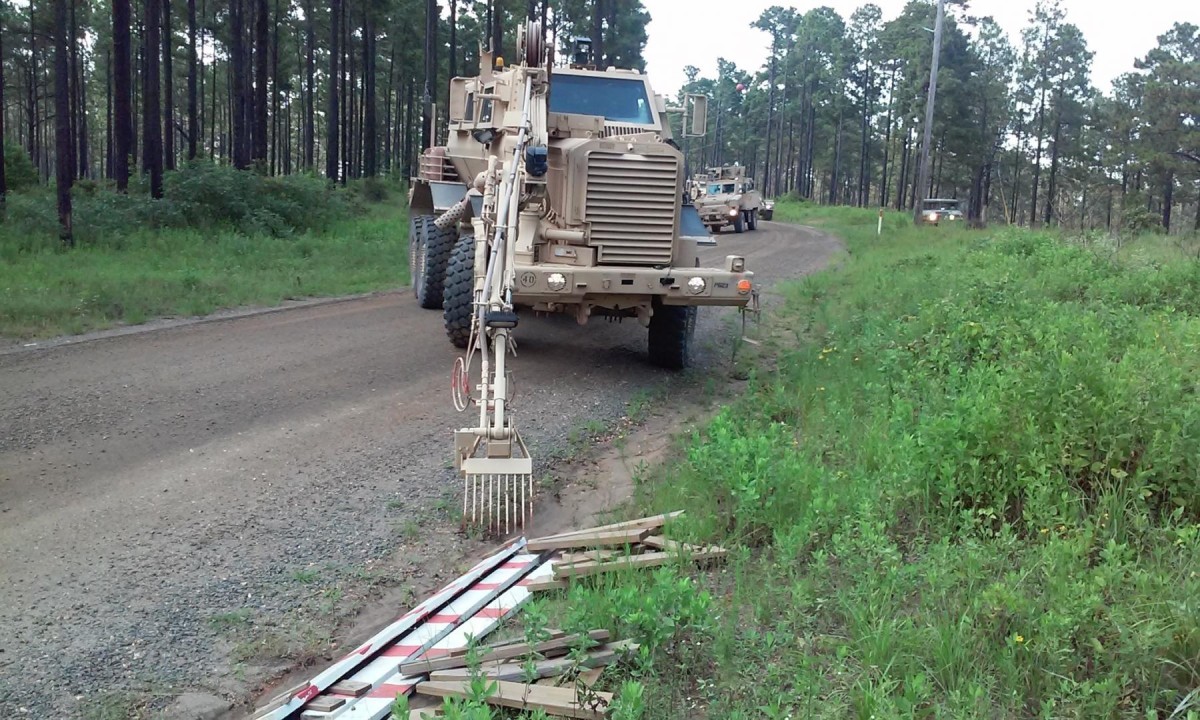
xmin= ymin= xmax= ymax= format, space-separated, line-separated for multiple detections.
xmin=0 ymin=223 xmax=838 ymax=717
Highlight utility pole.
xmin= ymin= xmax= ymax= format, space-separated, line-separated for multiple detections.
xmin=912 ymin=0 xmax=944 ymax=224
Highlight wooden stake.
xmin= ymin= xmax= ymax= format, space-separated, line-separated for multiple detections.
xmin=416 ymin=680 xmax=613 ymax=720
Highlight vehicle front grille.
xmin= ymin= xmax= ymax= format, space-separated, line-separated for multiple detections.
xmin=585 ymin=151 xmax=679 ymax=266
xmin=601 ymin=124 xmax=650 ymax=138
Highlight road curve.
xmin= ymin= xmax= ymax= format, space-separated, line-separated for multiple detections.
xmin=0 ymin=223 xmax=839 ymax=716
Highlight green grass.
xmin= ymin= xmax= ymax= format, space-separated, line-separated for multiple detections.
xmin=0 ymin=203 xmax=410 ymax=339
xmin=527 ymin=201 xmax=1200 ymax=719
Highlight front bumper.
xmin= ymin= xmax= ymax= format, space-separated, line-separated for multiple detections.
xmin=698 ymin=207 xmax=739 ymax=225
xmin=511 ymin=261 xmax=755 ymax=307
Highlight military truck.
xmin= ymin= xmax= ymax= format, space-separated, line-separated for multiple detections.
xmin=691 ymin=165 xmax=763 ymax=233
xmin=408 ymin=32 xmax=755 ymax=371
xmin=918 ymin=198 xmax=964 ymax=225
xmin=405 ymin=25 xmax=757 ymax=530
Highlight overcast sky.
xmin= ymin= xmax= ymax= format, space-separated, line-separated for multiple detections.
xmin=641 ymin=0 xmax=1200 ymax=96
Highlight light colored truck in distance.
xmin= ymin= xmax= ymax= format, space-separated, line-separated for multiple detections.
xmin=690 ymin=165 xmax=763 ymax=233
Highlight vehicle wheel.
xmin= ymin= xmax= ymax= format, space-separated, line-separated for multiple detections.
xmin=412 ymin=215 xmax=456 ymax=309
xmin=733 ymin=211 xmax=745 ymax=234
xmin=748 ymin=209 xmax=758 ymax=231
xmin=443 ymin=234 xmax=476 ymax=349
xmin=647 ymin=300 xmax=697 ymax=370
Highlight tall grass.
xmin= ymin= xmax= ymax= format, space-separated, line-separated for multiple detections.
xmin=537 ymin=202 xmax=1200 ymax=719
xmin=0 ymin=167 xmax=410 ymax=338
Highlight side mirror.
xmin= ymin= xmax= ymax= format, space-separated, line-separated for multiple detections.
xmin=687 ymin=94 xmax=708 ymax=137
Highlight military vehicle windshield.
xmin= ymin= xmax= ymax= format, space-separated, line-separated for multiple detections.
xmin=549 ymin=74 xmax=655 ymax=125
xmin=922 ymin=199 xmax=961 ymax=212
xmin=708 ymin=183 xmax=736 ymax=194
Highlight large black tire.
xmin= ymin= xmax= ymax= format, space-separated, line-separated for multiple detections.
xmin=443 ymin=234 xmax=476 ymax=349
xmin=411 ymin=215 xmax=456 ymax=309
xmin=748 ymin=208 xmax=759 ymax=231
xmin=733 ymin=211 xmax=745 ymax=234
xmin=647 ymin=301 xmax=697 ymax=370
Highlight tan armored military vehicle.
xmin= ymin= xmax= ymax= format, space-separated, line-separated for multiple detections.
xmin=405 ymin=26 xmax=756 ymax=530
xmin=409 ymin=31 xmax=755 ymax=371
xmin=692 ymin=165 xmax=763 ymax=233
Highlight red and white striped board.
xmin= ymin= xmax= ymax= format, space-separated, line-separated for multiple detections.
xmin=303 ymin=557 xmax=557 ymax=719
xmin=256 ymin=539 xmax=534 ymax=720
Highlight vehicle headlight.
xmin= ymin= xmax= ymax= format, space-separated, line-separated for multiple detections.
xmin=729 ymin=208 xmax=739 ymax=217
xmin=925 ymin=212 xmax=938 ymax=220
xmin=687 ymin=277 xmax=706 ymax=294
xmin=546 ymin=272 xmax=567 ymax=291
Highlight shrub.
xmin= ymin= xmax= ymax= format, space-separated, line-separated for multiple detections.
xmin=4 ymin=143 xmax=38 ymax=191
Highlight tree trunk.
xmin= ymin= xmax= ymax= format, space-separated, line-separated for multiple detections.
xmin=304 ymin=0 xmax=315 ymax=169
xmin=78 ymin=46 xmax=90 ymax=179
xmin=340 ymin=0 xmax=349 ymax=182
xmin=0 ymin=23 xmax=7 ymax=218
xmin=1043 ymin=86 xmax=1065 ymax=226
xmin=1162 ymin=172 xmax=1173 ymax=231
xmin=54 ymin=0 xmax=74 ymax=243
xmin=762 ymin=37 xmax=776 ymax=196
xmin=326 ymin=0 xmax=340 ymax=181
xmin=421 ymin=0 xmax=437 ymax=152
xmin=364 ymin=15 xmax=377 ymax=177
xmin=162 ymin=0 xmax=175 ymax=170
xmin=590 ymin=0 xmax=603 ymax=67
xmin=144 ymin=0 xmax=164 ymax=196
xmin=28 ymin=0 xmax=39 ymax=176
xmin=879 ymin=65 xmax=896 ymax=207
xmin=829 ymin=100 xmax=844 ymax=205
xmin=113 ymin=0 xmax=133 ymax=189
xmin=69 ymin=0 xmax=79 ymax=180
xmin=448 ymin=0 xmax=458 ymax=80
xmin=230 ymin=0 xmax=248 ymax=167
xmin=384 ymin=40 xmax=395 ymax=174
xmin=253 ymin=0 xmax=268 ymax=164
xmin=1029 ymin=84 xmax=1047 ymax=226
xmin=187 ymin=0 xmax=198 ymax=159
xmin=270 ymin=0 xmax=280 ymax=174
xmin=210 ymin=13 xmax=219 ymax=160
xmin=492 ymin=0 xmax=503 ymax=58
xmin=403 ymin=77 xmax=413 ymax=178
xmin=1009 ymin=117 xmax=1024 ymax=224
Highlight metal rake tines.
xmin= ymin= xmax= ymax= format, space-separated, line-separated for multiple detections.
xmin=463 ymin=472 xmax=534 ymax=535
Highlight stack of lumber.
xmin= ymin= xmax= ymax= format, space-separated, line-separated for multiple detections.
xmin=405 ymin=629 xmax=638 ymax=719
xmin=523 ymin=511 xmax=729 ymax=591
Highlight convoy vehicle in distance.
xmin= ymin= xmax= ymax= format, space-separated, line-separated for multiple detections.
xmin=760 ymin=198 xmax=775 ymax=220
xmin=919 ymin=198 xmax=964 ymax=225
xmin=690 ymin=165 xmax=763 ymax=233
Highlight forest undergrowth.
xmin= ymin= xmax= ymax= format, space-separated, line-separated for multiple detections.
xmin=513 ymin=202 xmax=1200 ymax=719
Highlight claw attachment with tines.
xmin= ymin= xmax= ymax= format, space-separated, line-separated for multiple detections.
xmin=450 ymin=38 xmax=543 ymax=535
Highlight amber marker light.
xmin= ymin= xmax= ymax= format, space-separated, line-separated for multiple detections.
xmin=737 ymin=279 xmax=752 ymax=294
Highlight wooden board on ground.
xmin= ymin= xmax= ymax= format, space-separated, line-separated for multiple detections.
xmin=427 ymin=645 xmax=623 ymax=683
xmin=530 ymin=512 xmax=684 ymax=544
xmin=526 ymin=577 xmax=570 ymax=593
xmin=416 ymin=680 xmax=613 ymax=720
xmin=400 ymin=630 xmax=610 ymax=676
xmin=641 ymin=535 xmax=679 ymax=551
xmin=305 ymin=694 xmax=346 ymax=712
xmin=327 ymin=680 xmax=370 ymax=697
xmin=559 ymin=549 xmax=622 ymax=564
xmin=553 ymin=548 xmax=728 ymax=580
xmin=445 ymin=629 xmax=568 ymax=658
xmin=527 ymin=527 xmax=651 ymax=552
xmin=577 ymin=667 xmax=605 ymax=688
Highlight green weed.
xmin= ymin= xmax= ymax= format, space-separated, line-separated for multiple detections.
xmin=0 ymin=171 xmax=410 ymax=338
xmin=545 ymin=202 xmax=1200 ymax=718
